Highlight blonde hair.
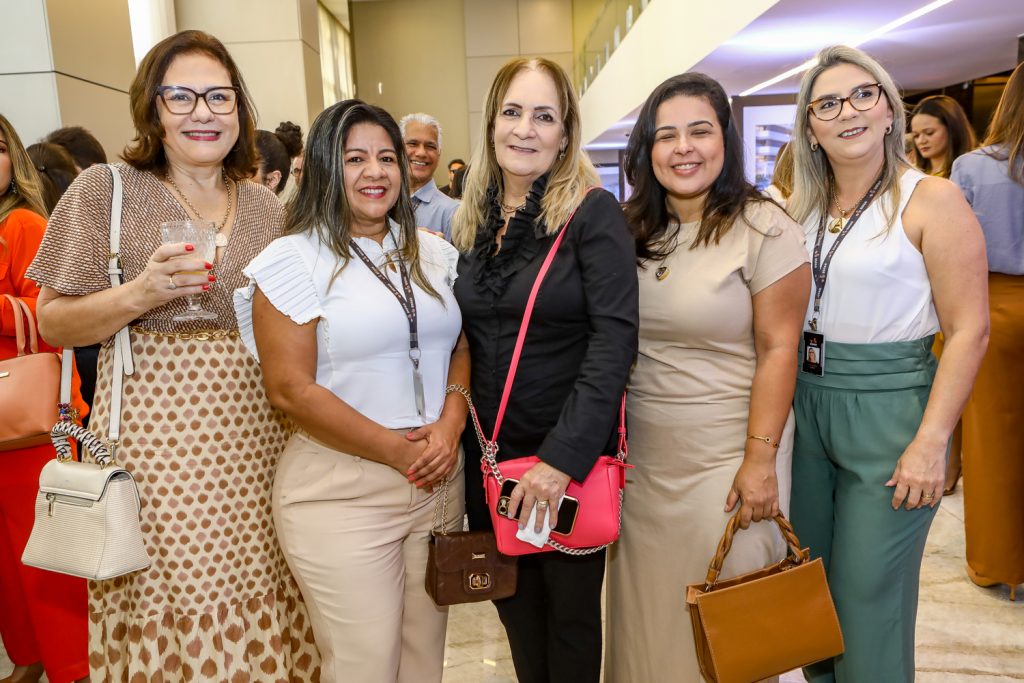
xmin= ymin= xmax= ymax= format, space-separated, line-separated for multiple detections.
xmin=788 ymin=45 xmax=911 ymax=230
xmin=451 ymin=57 xmax=598 ymax=252
xmin=0 ymin=113 xmax=48 ymax=225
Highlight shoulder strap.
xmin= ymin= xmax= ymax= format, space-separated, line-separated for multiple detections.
xmin=58 ymin=165 xmax=133 ymax=452
xmin=106 ymin=165 xmax=133 ymax=451
xmin=2 ymin=294 xmax=29 ymax=356
xmin=490 ymin=187 xmax=613 ymax=443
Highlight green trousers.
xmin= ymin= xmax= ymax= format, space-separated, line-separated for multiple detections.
xmin=792 ymin=337 xmax=939 ymax=683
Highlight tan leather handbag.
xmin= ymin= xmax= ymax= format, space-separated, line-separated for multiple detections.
xmin=0 ymin=294 xmax=61 ymax=451
xmin=686 ymin=512 xmax=844 ymax=683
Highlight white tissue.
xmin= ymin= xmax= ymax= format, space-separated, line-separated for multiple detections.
xmin=515 ymin=496 xmax=566 ymax=548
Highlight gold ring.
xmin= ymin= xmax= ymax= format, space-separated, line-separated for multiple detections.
xmin=167 ymin=275 xmax=177 ymax=290
xmin=922 ymin=493 xmax=934 ymax=500
xmin=536 ymin=501 xmax=549 ymax=508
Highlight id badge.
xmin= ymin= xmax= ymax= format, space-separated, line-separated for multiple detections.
xmin=802 ymin=331 xmax=825 ymax=376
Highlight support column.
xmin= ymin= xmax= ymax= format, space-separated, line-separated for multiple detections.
xmin=174 ymin=0 xmax=324 ymax=136
xmin=0 ymin=0 xmax=135 ymax=159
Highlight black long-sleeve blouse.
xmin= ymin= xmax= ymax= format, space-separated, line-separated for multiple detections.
xmin=455 ymin=176 xmax=639 ymax=528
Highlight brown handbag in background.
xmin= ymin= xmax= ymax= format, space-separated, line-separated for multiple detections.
xmin=425 ymin=467 xmax=517 ymax=606
xmin=0 ymin=294 xmax=62 ymax=451
xmin=686 ymin=512 xmax=844 ymax=683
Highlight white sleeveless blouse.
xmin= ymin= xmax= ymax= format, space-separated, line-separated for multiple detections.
xmin=802 ymin=169 xmax=940 ymax=344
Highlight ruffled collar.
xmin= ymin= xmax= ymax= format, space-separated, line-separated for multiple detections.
xmin=472 ymin=174 xmax=550 ymax=298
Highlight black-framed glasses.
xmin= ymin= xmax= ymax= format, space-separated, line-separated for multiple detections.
xmin=155 ymin=85 xmax=239 ymax=115
xmin=807 ymin=83 xmax=884 ymax=121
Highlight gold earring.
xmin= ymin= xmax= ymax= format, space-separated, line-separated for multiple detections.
xmin=810 ymin=141 xmax=819 ymax=152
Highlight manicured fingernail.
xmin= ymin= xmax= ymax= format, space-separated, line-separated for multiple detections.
xmin=202 ymin=285 xmax=210 ymax=291
xmin=185 ymin=244 xmax=195 ymax=252
xmin=208 ymin=274 xmax=216 ymax=282
xmin=205 ymin=262 xmax=213 ymax=269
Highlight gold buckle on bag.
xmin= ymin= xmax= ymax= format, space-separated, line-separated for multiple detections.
xmin=468 ymin=572 xmax=492 ymax=591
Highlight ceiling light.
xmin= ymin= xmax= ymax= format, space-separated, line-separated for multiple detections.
xmin=738 ymin=0 xmax=955 ymax=97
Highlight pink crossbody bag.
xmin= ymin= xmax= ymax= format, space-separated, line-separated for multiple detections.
xmin=466 ymin=189 xmax=630 ymax=556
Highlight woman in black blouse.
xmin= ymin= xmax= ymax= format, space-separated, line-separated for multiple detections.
xmin=451 ymin=57 xmax=638 ymax=683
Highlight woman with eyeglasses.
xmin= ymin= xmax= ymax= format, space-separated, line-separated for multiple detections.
xmin=27 ymin=31 xmax=320 ymax=679
xmin=788 ymin=46 xmax=988 ymax=681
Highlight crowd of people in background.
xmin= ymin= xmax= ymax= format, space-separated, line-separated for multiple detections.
xmin=0 ymin=26 xmax=1021 ymax=683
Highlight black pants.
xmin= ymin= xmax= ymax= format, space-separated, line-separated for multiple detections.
xmin=494 ymin=549 xmax=605 ymax=683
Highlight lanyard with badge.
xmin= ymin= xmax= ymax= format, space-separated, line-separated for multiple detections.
xmin=350 ymin=240 xmax=427 ymax=420
xmin=803 ymin=175 xmax=884 ymax=376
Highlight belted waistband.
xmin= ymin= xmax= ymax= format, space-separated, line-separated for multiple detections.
xmin=797 ymin=335 xmax=937 ymax=391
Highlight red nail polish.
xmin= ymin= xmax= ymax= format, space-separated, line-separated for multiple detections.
xmin=202 ymin=284 xmax=210 ymax=291
xmin=208 ymin=274 xmax=216 ymax=282
xmin=185 ymin=244 xmax=195 ymax=252
xmin=205 ymin=262 xmax=214 ymax=269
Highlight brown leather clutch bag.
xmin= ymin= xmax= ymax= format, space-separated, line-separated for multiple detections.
xmin=686 ymin=512 xmax=844 ymax=683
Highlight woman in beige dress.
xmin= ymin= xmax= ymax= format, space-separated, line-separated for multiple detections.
xmin=27 ymin=30 xmax=319 ymax=681
xmin=605 ymin=73 xmax=811 ymax=681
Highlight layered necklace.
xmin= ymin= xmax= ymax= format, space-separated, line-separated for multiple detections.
xmin=165 ymin=170 xmax=234 ymax=247
xmin=500 ymin=197 xmax=526 ymax=216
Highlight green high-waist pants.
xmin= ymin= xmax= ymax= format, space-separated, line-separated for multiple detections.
xmin=792 ymin=337 xmax=939 ymax=683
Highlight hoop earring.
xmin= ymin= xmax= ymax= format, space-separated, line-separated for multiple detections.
xmin=810 ymin=142 xmax=819 ymax=152
xmin=885 ymin=124 xmax=893 ymax=135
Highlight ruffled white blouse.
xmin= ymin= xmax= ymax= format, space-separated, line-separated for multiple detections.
xmin=234 ymin=222 xmax=462 ymax=428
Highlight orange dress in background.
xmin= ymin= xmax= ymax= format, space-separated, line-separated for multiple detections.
xmin=0 ymin=207 xmax=90 ymax=683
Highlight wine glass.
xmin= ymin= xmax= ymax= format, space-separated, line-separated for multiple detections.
xmin=160 ymin=220 xmax=218 ymax=322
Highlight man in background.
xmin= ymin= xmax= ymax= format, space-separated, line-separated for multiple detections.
xmin=400 ymin=113 xmax=459 ymax=240
xmin=440 ymin=158 xmax=465 ymax=197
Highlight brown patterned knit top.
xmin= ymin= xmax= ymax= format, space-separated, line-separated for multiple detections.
xmin=27 ymin=163 xmax=284 ymax=334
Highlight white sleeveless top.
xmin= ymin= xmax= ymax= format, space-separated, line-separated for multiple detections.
xmin=233 ymin=223 xmax=462 ymax=428
xmin=802 ymin=169 xmax=939 ymax=344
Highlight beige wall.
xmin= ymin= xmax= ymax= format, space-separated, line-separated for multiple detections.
xmin=351 ymin=0 xmax=574 ymax=185
xmin=0 ymin=0 xmax=135 ymax=160
xmin=351 ymin=0 xmax=470 ymax=184
xmin=175 ymin=0 xmax=324 ymax=137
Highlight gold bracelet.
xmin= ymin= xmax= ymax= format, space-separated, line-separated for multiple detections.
xmin=747 ymin=434 xmax=780 ymax=449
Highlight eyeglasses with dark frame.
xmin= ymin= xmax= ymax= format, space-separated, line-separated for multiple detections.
xmin=807 ymin=83 xmax=884 ymax=121
xmin=155 ymin=85 xmax=239 ymax=115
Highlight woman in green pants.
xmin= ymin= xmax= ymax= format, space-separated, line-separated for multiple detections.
xmin=787 ymin=45 xmax=989 ymax=682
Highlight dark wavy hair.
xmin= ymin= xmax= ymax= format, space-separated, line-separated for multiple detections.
xmin=45 ymin=126 xmax=107 ymax=169
xmin=910 ymin=95 xmax=976 ymax=178
xmin=624 ymin=72 xmax=766 ymax=261
xmin=285 ymin=99 xmax=439 ymax=300
xmin=122 ymin=30 xmax=258 ymax=181
xmin=27 ymin=142 xmax=78 ymax=213
xmin=274 ymin=120 xmax=304 ymax=158
xmin=255 ymin=130 xmax=291 ymax=195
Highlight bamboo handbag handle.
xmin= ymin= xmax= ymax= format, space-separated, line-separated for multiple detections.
xmin=703 ymin=512 xmax=810 ymax=590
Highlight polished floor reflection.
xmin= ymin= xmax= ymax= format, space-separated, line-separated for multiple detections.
xmin=2 ymin=491 xmax=1021 ymax=682
xmin=438 ymin=492 xmax=1024 ymax=682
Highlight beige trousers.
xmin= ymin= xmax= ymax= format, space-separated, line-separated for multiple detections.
xmin=273 ymin=432 xmax=465 ymax=683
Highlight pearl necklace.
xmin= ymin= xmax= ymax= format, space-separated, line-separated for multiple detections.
xmin=165 ymin=171 xmax=233 ymax=247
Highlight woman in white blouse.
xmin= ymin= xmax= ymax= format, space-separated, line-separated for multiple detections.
xmin=234 ymin=100 xmax=468 ymax=683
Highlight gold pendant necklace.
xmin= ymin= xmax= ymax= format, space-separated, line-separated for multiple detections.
xmin=829 ymin=195 xmax=856 ymax=234
xmin=165 ymin=171 xmax=233 ymax=247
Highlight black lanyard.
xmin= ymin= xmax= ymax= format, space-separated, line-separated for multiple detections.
xmin=809 ymin=176 xmax=884 ymax=331
xmin=349 ymin=239 xmax=426 ymax=420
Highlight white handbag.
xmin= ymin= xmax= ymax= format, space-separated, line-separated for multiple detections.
xmin=21 ymin=165 xmax=149 ymax=580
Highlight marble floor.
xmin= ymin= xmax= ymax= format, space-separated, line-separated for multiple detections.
xmin=3 ymin=491 xmax=1021 ymax=682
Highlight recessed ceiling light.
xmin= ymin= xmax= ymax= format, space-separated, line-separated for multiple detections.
xmin=738 ymin=0 xmax=956 ymax=97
